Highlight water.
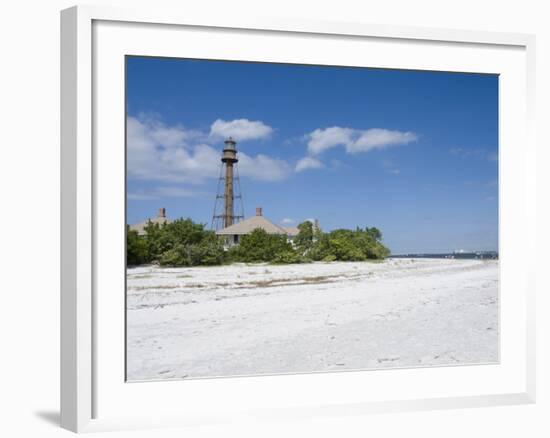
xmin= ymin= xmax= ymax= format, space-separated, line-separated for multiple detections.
xmin=390 ymin=251 xmax=498 ymax=260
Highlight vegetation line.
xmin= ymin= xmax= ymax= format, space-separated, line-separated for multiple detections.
xmin=127 ymin=219 xmax=390 ymax=267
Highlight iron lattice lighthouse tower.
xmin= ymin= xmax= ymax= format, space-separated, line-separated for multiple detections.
xmin=211 ymin=137 xmax=244 ymax=230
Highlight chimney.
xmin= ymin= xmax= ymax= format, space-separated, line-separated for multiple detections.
xmin=158 ymin=207 xmax=166 ymax=218
xmin=256 ymin=207 xmax=263 ymax=216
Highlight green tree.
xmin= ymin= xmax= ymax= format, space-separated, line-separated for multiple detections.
xmin=143 ymin=221 xmax=170 ymax=261
xmin=294 ymin=220 xmax=314 ymax=253
xmin=366 ymin=226 xmax=382 ymax=242
xmin=230 ymin=228 xmax=293 ymax=263
xmin=128 ymin=215 xmax=390 ymax=266
xmin=272 ymin=250 xmax=306 ymax=264
xmin=308 ymin=227 xmax=389 ymax=262
xmin=195 ymin=234 xmax=226 ymax=265
xmin=163 ymin=219 xmax=209 ymax=246
xmin=126 ymin=227 xmax=148 ymax=265
xmin=125 ymin=218 xmax=226 ymax=267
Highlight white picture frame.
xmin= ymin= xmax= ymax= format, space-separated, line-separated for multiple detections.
xmin=60 ymin=4 xmax=536 ymax=433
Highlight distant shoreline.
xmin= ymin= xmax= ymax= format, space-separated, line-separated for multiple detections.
xmin=390 ymin=251 xmax=498 ymax=260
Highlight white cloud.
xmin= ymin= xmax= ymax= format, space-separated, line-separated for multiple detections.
xmin=308 ymin=127 xmax=354 ymax=154
xmin=210 ymin=118 xmax=273 ymax=141
xmin=295 ymin=156 xmax=324 ymax=172
xmin=238 ymin=153 xmax=292 ymax=181
xmin=307 ymin=126 xmax=417 ymax=155
xmin=348 ymin=129 xmax=417 ymax=153
xmin=132 ymin=113 xmax=205 ymax=148
xmin=127 ymin=115 xmax=289 ymax=184
xmin=450 ymin=147 xmax=497 ymax=162
xmin=281 ymin=218 xmax=295 ymax=225
xmin=127 ymin=116 xmax=219 ymax=183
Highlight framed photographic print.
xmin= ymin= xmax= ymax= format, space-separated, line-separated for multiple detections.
xmin=61 ymin=5 xmax=536 ymax=433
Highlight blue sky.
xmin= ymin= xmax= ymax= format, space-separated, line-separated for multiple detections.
xmin=126 ymin=56 xmax=498 ymax=254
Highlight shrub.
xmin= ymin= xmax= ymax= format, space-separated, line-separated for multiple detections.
xmin=126 ymin=227 xmax=149 ymax=265
xmin=294 ymin=221 xmax=314 ymax=253
xmin=128 ymin=218 xmax=226 ymax=267
xmin=272 ymin=250 xmax=305 ymax=264
xmin=307 ymin=227 xmax=389 ymax=262
xmin=128 ymin=215 xmax=390 ymax=267
xmin=195 ymin=238 xmax=225 ymax=266
xmin=143 ymin=221 xmax=171 ymax=261
xmin=230 ymin=229 xmax=293 ymax=263
xmin=159 ymin=245 xmax=185 ymax=266
xmin=158 ymin=238 xmax=225 ymax=267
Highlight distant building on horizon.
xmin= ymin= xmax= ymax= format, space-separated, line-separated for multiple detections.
xmin=129 ymin=207 xmax=172 ymax=236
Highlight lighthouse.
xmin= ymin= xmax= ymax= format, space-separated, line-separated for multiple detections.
xmin=211 ymin=137 xmax=244 ymax=230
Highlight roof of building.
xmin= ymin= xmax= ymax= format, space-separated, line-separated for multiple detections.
xmin=283 ymin=226 xmax=300 ymax=237
xmin=129 ymin=208 xmax=172 ymax=236
xmin=216 ymin=214 xmax=288 ymax=236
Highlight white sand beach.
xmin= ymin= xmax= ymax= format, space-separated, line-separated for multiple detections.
xmin=126 ymin=258 xmax=498 ymax=381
